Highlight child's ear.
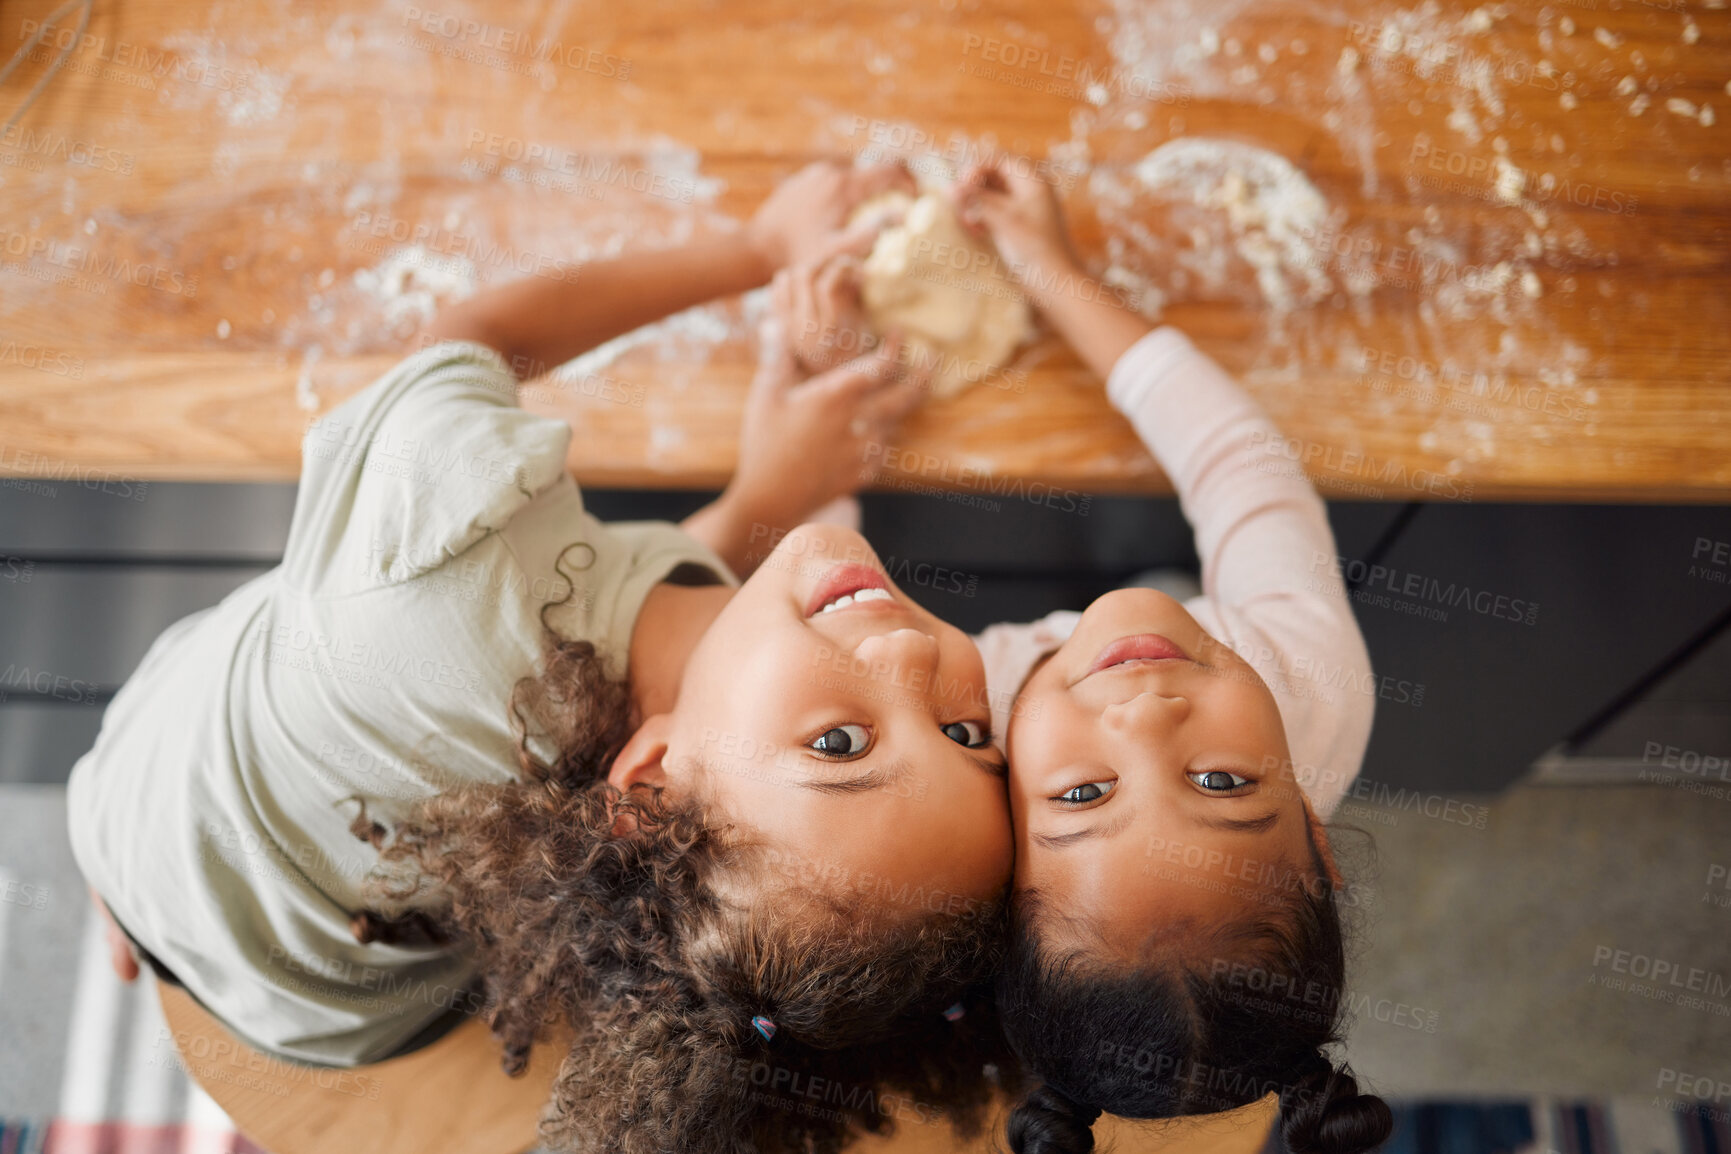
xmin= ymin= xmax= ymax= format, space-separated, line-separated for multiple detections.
xmin=1303 ymin=800 xmax=1344 ymax=889
xmin=608 ymin=713 xmax=674 ymax=793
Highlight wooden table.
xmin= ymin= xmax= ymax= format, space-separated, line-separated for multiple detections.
xmin=1 ymin=0 xmax=1726 ymax=500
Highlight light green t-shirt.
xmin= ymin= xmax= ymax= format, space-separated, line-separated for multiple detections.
xmin=66 ymin=340 xmax=733 ymax=1066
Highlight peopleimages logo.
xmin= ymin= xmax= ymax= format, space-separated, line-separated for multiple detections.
xmin=0 ymin=340 xmax=84 ymax=377
xmin=1589 ymin=945 xmax=1731 ymax=1015
xmin=398 ymin=7 xmax=630 ymax=78
xmin=1248 ymin=429 xmax=1474 ymax=502
xmin=0 ymin=126 xmax=135 ymax=174
xmin=0 ymin=876 xmax=49 ymax=911
xmin=0 ymin=226 xmax=198 ymax=297
xmin=1311 ymin=552 xmax=1540 ymax=626
xmin=155 ymin=1027 xmax=382 ymax=1100
xmin=861 ymin=443 xmax=1093 ymax=516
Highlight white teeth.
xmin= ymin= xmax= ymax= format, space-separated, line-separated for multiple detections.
xmin=817 ymin=587 xmax=893 ymax=615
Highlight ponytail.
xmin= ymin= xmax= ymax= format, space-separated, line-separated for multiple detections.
xmin=1005 ymin=1084 xmax=1103 ymax=1154
xmin=1281 ymin=1054 xmax=1392 ymax=1154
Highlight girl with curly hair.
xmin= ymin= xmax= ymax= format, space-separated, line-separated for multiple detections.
xmin=71 ymin=161 xmax=1015 ymax=1154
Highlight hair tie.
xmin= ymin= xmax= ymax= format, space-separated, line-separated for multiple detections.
xmin=943 ymin=1002 xmax=966 ymax=1022
xmin=750 ymin=1015 xmax=777 ymax=1042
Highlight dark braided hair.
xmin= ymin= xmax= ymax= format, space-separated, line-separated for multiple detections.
xmin=1005 ymin=1085 xmax=1103 ymax=1154
xmin=352 ymin=631 xmax=1009 ymax=1154
xmin=1281 ymin=1050 xmax=1391 ymax=1154
xmin=996 ymin=836 xmax=1392 ymax=1154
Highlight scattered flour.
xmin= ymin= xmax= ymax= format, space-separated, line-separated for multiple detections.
xmin=633 ymin=136 xmax=727 ymax=206
xmin=1126 ymin=138 xmax=1335 ymax=313
xmin=1075 ymin=0 xmax=1616 ymax=451
xmin=351 ymin=245 xmax=480 ymax=333
xmin=555 ymin=297 xmax=744 ymax=384
xmin=296 ymin=346 xmax=322 ymax=412
xmin=158 ymin=32 xmax=293 ymax=126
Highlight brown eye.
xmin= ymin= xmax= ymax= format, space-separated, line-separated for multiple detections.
xmin=1190 ymin=770 xmax=1251 ymax=793
xmin=809 ymin=724 xmax=871 ymax=758
xmin=942 ymin=721 xmax=989 ymax=748
xmin=1055 ymin=781 xmax=1115 ymax=805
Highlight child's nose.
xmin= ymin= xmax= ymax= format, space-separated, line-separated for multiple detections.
xmin=849 ymin=627 xmax=941 ymax=682
xmin=1101 ymin=687 xmax=1191 ymax=733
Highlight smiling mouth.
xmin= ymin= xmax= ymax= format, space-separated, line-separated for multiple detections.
xmin=1086 ymin=633 xmax=1191 ymax=676
xmin=805 ymin=563 xmax=896 ymax=618
xmin=814 ymin=587 xmax=896 ymax=615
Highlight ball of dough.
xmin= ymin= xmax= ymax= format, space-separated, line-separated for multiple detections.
xmin=851 ymin=191 xmax=1032 ymax=399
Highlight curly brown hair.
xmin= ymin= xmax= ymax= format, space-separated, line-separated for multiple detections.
xmin=353 ymin=632 xmax=1011 ymax=1154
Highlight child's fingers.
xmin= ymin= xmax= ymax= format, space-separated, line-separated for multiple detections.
xmin=995 ymin=164 xmax=1048 ymax=199
xmin=90 ymin=887 xmax=139 ymax=983
xmin=829 ymin=335 xmax=929 ymax=424
xmin=768 ymin=268 xmax=795 ymax=323
xmin=800 ymin=222 xmax=880 ymax=275
xmin=750 ymin=315 xmax=800 ymax=394
xmin=957 ymin=186 xmax=1011 ymax=235
xmin=957 ymin=161 xmax=1009 ymax=197
xmin=814 ymin=255 xmax=861 ymax=316
xmin=790 ymin=265 xmax=821 ymax=349
xmin=754 ymin=313 xmax=784 ymax=364
xmin=944 ymin=177 xmax=976 ymax=223
xmin=823 ymin=225 xmax=880 ymax=263
xmin=879 ymin=331 xmax=932 ymax=415
xmin=844 ymin=339 xmax=931 ymax=471
xmin=866 ymin=328 xmax=906 ymax=378
xmin=109 ymin=925 xmax=140 ymax=983
xmin=851 ymin=160 xmax=917 ymax=202
xmin=812 ymin=332 xmax=905 ymax=404
xmin=953 ymin=169 xmax=1017 ymax=234
xmin=867 ymin=356 xmax=931 ymax=426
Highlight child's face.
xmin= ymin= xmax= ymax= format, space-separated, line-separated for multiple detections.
xmin=662 ymin=523 xmax=1012 ymax=913
xmin=1005 ymin=588 xmax=1326 ymax=959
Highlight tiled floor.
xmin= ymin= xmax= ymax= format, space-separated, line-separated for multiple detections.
xmin=1341 ymin=782 xmax=1731 ymax=1098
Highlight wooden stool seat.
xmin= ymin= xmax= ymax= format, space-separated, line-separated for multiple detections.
xmin=157 ymin=982 xmax=562 ymax=1154
xmin=847 ymin=1093 xmax=1279 ymax=1154
xmin=159 ymin=982 xmax=1276 ymax=1154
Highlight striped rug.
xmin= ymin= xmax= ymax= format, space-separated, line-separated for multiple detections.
xmin=1372 ymin=1100 xmax=1731 ymax=1154
xmin=2 ymin=905 xmax=262 ymax=1154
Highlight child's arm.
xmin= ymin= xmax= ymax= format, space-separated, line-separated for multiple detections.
xmin=950 ymin=165 xmax=1150 ymax=379
xmin=418 ymin=161 xmax=921 ymax=580
xmin=681 ymin=258 xmax=926 ymax=578
xmin=424 ymin=161 xmax=915 ymax=379
xmin=956 ymin=166 xmax=1374 ymax=813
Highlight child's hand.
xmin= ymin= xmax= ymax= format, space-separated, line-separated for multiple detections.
xmin=781 ymin=231 xmax=879 ymax=375
xmin=747 ymin=160 xmax=915 ymax=271
xmin=90 ymin=886 xmax=140 ymax=983
xmin=950 ymin=163 xmax=1081 ymax=288
xmin=726 ymin=279 xmax=928 ymax=531
xmin=952 ymin=163 xmax=1148 ymax=380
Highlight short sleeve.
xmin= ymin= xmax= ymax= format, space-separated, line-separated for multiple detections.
xmin=282 ymin=341 xmax=574 ymax=596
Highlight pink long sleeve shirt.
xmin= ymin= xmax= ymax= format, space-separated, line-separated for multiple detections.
xmin=974 ymin=327 xmax=1376 ymax=818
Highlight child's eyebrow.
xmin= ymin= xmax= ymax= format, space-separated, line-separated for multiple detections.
xmin=1193 ymin=811 xmax=1282 ymax=835
xmin=799 ymin=747 xmax=1002 ymax=795
xmin=799 ymin=767 xmax=896 ymax=795
xmin=1033 ymin=810 xmax=1135 ymax=849
xmin=967 ymin=749 xmax=1009 ymax=779
xmin=797 ymin=757 xmax=914 ymax=796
